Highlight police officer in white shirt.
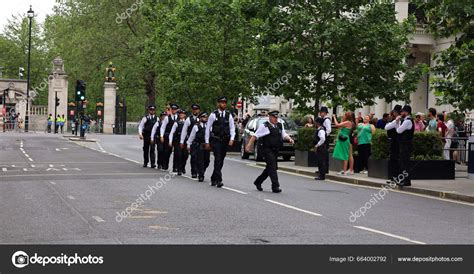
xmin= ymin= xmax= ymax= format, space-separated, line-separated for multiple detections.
xmin=245 ymin=111 xmax=294 ymax=193
xmin=159 ymin=103 xmax=179 ymax=171
xmin=186 ymin=112 xmax=210 ymax=182
xmin=180 ymin=104 xmax=201 ymax=178
xmin=138 ymin=105 xmax=157 ymax=168
xmin=318 ymin=106 xmax=332 ymax=176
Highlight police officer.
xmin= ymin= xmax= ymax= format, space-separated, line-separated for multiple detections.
xmin=160 ymin=104 xmax=179 ymax=171
xmin=169 ymin=110 xmax=188 ymax=175
xmin=204 ymin=96 xmax=236 ymax=187
xmin=180 ymin=104 xmax=201 ymax=178
xmin=151 ymin=111 xmax=168 ymax=169
xmin=59 ymin=114 xmax=66 ymax=134
xmin=318 ymin=106 xmax=332 ymax=176
xmin=47 ymin=114 xmax=53 ymax=133
xmin=313 ymin=117 xmax=327 ymax=180
xmin=138 ymin=105 xmax=157 ymax=168
xmin=245 ymin=111 xmax=294 ymax=193
xmin=187 ymin=112 xmax=210 ymax=182
xmin=395 ymin=105 xmax=414 ymax=187
xmin=385 ymin=104 xmax=402 ymax=183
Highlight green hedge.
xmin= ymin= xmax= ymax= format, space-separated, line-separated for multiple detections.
xmin=372 ymin=130 xmax=443 ymax=160
xmin=295 ymin=127 xmax=316 ymax=151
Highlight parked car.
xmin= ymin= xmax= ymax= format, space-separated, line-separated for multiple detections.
xmin=241 ymin=116 xmax=299 ymax=161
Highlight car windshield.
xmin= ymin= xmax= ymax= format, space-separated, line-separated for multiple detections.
xmin=256 ymin=118 xmax=298 ymax=131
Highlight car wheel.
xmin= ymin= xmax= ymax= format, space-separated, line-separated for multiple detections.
xmin=241 ymin=140 xmax=249 ymax=159
xmin=254 ymin=144 xmax=264 ymax=162
xmin=282 ymin=155 xmax=291 ymax=161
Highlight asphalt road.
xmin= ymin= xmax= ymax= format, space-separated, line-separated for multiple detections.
xmin=0 ymin=132 xmax=472 ymax=244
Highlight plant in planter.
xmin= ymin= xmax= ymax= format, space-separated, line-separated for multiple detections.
xmin=369 ymin=129 xmax=454 ymax=179
xmin=294 ymin=127 xmax=318 ymax=167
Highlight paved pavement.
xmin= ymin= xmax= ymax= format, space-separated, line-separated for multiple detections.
xmin=0 ymin=132 xmax=473 ymax=244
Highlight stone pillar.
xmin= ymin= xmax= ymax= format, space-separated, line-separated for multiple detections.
xmin=374 ymin=98 xmax=388 ymax=118
xmin=103 ymin=82 xmax=117 ymax=134
xmin=48 ymin=57 xmax=68 ymax=131
xmin=395 ymin=0 xmax=409 ymax=22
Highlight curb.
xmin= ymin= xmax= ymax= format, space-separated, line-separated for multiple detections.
xmin=256 ymin=163 xmax=474 ymax=204
xmin=68 ymin=137 xmax=98 ymax=142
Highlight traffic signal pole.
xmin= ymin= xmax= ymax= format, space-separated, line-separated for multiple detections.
xmin=54 ymin=91 xmax=58 ymax=134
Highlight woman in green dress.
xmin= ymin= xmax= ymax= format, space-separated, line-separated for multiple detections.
xmin=332 ymin=112 xmax=354 ymax=175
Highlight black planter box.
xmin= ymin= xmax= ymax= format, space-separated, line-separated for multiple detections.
xmin=368 ymin=158 xmax=455 ymax=180
xmin=294 ymin=150 xmax=318 ymax=167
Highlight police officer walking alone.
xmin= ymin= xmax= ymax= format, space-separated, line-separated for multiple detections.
xmin=180 ymin=104 xmax=201 ymax=178
xmin=138 ymin=105 xmax=157 ymax=168
xmin=204 ymin=96 xmax=236 ymax=187
xmin=187 ymin=112 xmax=210 ymax=182
xmin=160 ymin=104 xmax=179 ymax=171
xmin=314 ymin=117 xmax=328 ymax=180
xmin=245 ymin=111 xmax=294 ymax=193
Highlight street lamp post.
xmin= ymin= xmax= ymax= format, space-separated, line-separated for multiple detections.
xmin=25 ymin=5 xmax=34 ymax=132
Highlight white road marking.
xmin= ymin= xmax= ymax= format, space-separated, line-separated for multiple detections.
xmin=92 ymin=216 xmax=105 ymax=223
xmin=125 ymin=158 xmax=140 ymax=164
xmin=67 ymin=195 xmax=76 ymax=200
xmin=222 ymin=186 xmax=248 ymax=195
xmin=354 ymin=226 xmax=426 ymax=245
xmin=108 ymin=153 xmax=120 ymax=157
xmin=2 ymin=168 xmax=7 ymax=172
xmin=49 ymin=181 xmax=56 ymax=185
xmin=55 ymin=148 xmax=61 ymax=151
xmin=28 ymin=158 xmax=33 ymax=162
xmin=97 ymin=142 xmax=106 ymax=152
xmin=24 ymin=154 xmax=30 ymax=158
xmin=30 ymin=164 xmax=35 ymax=167
xmin=182 ymin=175 xmax=197 ymax=180
xmin=264 ymin=199 xmax=322 ymax=217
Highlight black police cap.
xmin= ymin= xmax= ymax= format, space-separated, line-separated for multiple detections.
xmin=170 ymin=103 xmax=179 ymax=109
xmin=401 ymin=105 xmax=412 ymax=114
xmin=320 ymin=106 xmax=329 ymax=113
xmin=191 ymin=104 xmax=201 ymax=110
xmin=148 ymin=105 xmax=156 ymax=110
xmin=393 ymin=104 xmax=402 ymax=112
xmin=315 ymin=117 xmax=324 ymax=125
xmin=199 ymin=112 xmax=208 ymax=118
xmin=217 ymin=96 xmax=227 ymax=102
xmin=268 ymin=110 xmax=279 ymax=117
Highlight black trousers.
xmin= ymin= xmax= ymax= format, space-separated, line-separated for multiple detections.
xmin=255 ymin=148 xmax=280 ymax=189
xmin=315 ymin=146 xmax=328 ymax=178
xmin=172 ymin=142 xmax=188 ymax=172
xmin=189 ymin=140 xmax=197 ymax=176
xmin=47 ymin=124 xmax=52 ymax=133
xmin=192 ymin=143 xmax=210 ymax=178
xmin=388 ymin=138 xmax=400 ymax=178
xmin=157 ymin=141 xmax=164 ymax=168
xmin=358 ymin=144 xmax=371 ymax=171
xmin=162 ymin=135 xmax=172 ymax=170
xmin=143 ymin=133 xmax=155 ymax=166
xmin=210 ymin=139 xmax=229 ymax=183
xmin=399 ymin=141 xmax=413 ymax=185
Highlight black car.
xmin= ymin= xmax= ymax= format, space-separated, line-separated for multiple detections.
xmin=240 ymin=116 xmax=298 ymax=161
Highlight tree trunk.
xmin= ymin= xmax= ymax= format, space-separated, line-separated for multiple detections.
xmin=143 ymin=71 xmax=156 ymax=109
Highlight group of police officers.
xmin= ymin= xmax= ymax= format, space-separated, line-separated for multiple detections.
xmin=138 ymin=96 xmax=294 ymax=193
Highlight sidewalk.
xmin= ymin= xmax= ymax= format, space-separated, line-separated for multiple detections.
xmin=256 ymin=162 xmax=474 ymax=203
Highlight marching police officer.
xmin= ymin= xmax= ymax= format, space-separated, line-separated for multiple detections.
xmin=169 ymin=110 xmax=188 ymax=175
xmin=385 ymin=104 xmax=402 ymax=183
xmin=395 ymin=105 xmax=414 ymax=187
xmin=245 ymin=111 xmax=294 ymax=193
xmin=151 ymin=111 xmax=167 ymax=169
xmin=138 ymin=105 xmax=157 ymax=168
xmin=204 ymin=96 xmax=236 ymax=187
xmin=160 ymin=104 xmax=179 ymax=171
xmin=187 ymin=112 xmax=210 ymax=182
xmin=314 ymin=117 xmax=327 ymax=180
xmin=180 ymin=104 xmax=201 ymax=178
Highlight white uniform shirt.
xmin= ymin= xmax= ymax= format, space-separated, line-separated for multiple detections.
xmin=159 ymin=114 xmax=178 ymax=138
xmin=138 ymin=115 xmax=156 ymax=135
xmin=168 ymin=119 xmax=186 ymax=146
xmin=150 ymin=120 xmax=161 ymax=141
xmin=315 ymin=127 xmax=326 ymax=147
xmin=322 ymin=115 xmax=332 ymax=136
xmin=254 ymin=122 xmax=289 ymax=140
xmin=186 ymin=122 xmax=207 ymax=147
xmin=396 ymin=118 xmax=413 ymax=133
xmin=204 ymin=110 xmax=236 ymax=143
xmin=180 ymin=115 xmax=199 ymax=144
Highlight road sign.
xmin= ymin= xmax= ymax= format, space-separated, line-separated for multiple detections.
xmin=236 ymin=101 xmax=242 ymax=109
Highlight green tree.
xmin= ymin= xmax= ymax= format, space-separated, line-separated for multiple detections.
xmin=255 ymin=0 xmax=425 ymax=115
xmin=420 ymin=0 xmax=474 ymax=111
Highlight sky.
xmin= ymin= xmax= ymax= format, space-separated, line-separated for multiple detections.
xmin=0 ymin=0 xmax=57 ymax=31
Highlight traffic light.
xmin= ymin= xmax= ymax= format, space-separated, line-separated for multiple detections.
xmin=18 ymin=67 xmax=25 ymax=79
xmin=75 ymin=80 xmax=86 ymax=101
xmin=55 ymin=97 xmax=60 ymax=107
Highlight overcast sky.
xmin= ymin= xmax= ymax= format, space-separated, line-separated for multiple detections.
xmin=0 ymin=0 xmax=57 ymax=31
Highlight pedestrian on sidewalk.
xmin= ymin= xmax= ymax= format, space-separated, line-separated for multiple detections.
xmin=138 ymin=105 xmax=157 ymax=168
xmin=151 ymin=111 xmax=167 ymax=169
xmin=385 ymin=105 xmax=402 ymax=181
xmin=426 ymin=108 xmax=437 ymax=132
xmin=169 ymin=110 xmax=188 ymax=175
xmin=414 ymin=112 xmax=425 ymax=132
xmin=180 ymin=104 xmax=201 ymax=178
xmin=332 ymin=112 xmax=354 ymax=175
xmin=444 ymin=114 xmax=455 ymax=160
xmin=204 ymin=96 xmax=236 ymax=188
xmin=245 ymin=111 xmax=294 ymax=193
xmin=356 ymin=115 xmax=376 ymax=174
xmin=186 ymin=112 xmax=210 ymax=182
xmin=395 ymin=105 xmax=414 ymax=187
xmin=160 ymin=104 xmax=179 ymax=171
xmin=376 ymin=113 xmax=389 ymax=129
xmin=313 ymin=117 xmax=327 ymax=180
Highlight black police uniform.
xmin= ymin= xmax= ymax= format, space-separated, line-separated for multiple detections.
xmin=254 ymin=121 xmax=283 ymax=191
xmin=192 ymin=123 xmax=210 ymax=181
xmin=186 ymin=115 xmax=199 ymax=176
xmin=142 ymin=115 xmax=157 ymax=167
xmin=398 ymin=117 xmax=414 ymax=186
xmin=314 ymin=126 xmax=328 ymax=179
xmin=210 ymin=110 xmax=231 ymax=186
xmin=154 ymin=120 xmax=163 ymax=169
xmin=172 ymin=119 xmax=188 ymax=174
xmin=163 ymin=115 xmax=176 ymax=170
